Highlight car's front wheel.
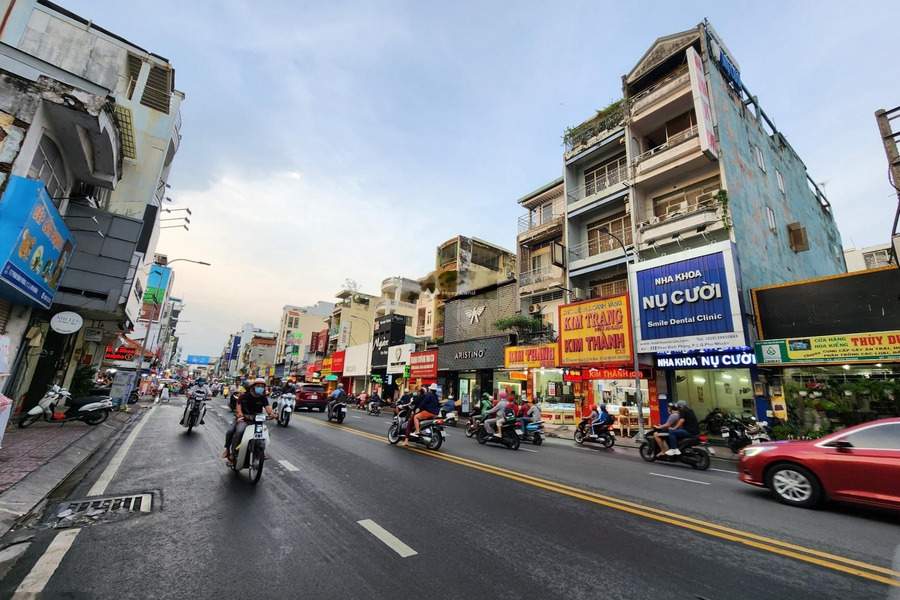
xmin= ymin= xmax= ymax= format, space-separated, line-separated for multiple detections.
xmin=766 ymin=464 xmax=823 ymax=508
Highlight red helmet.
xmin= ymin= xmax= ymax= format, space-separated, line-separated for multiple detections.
xmin=590 ymin=404 xmax=597 ymax=411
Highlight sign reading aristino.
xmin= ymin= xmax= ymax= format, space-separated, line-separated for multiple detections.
xmin=558 ymin=294 xmax=633 ymax=367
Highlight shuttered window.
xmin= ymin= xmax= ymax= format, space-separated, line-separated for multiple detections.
xmin=140 ymin=64 xmax=173 ymax=114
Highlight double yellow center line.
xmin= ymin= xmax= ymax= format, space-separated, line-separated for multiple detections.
xmin=298 ymin=415 xmax=900 ymax=587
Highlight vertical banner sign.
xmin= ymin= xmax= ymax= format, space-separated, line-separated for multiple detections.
xmin=339 ymin=322 xmax=351 ymax=350
xmin=558 ymin=294 xmax=633 ymax=367
xmin=0 ymin=176 xmax=76 ymax=308
xmin=686 ymin=46 xmax=718 ymax=159
xmin=143 ymin=265 xmax=172 ymax=303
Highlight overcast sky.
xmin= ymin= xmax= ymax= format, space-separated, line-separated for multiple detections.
xmin=69 ymin=0 xmax=899 ymax=357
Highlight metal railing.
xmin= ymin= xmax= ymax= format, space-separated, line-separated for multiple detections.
xmin=639 ymin=192 xmax=720 ymax=228
xmin=567 ymin=163 xmax=629 ymax=203
xmin=633 ymin=125 xmax=699 ymax=164
xmin=517 ymin=210 xmax=563 ymax=234
xmin=519 ymin=265 xmax=563 ymax=287
xmin=568 ymin=231 xmax=633 ymax=261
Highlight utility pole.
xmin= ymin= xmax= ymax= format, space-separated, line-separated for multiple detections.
xmin=875 ymin=107 xmax=900 ymax=263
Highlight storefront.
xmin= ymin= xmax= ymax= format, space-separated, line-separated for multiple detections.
xmin=503 ymin=343 xmax=564 ymax=401
xmin=437 ymin=335 xmax=510 ymax=410
xmin=343 ymin=342 xmax=372 ymax=394
xmin=385 ymin=343 xmax=415 ymax=400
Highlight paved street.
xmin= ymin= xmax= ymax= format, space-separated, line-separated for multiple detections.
xmin=0 ymin=398 xmax=897 ymax=599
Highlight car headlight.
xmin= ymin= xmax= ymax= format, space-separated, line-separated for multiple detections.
xmin=740 ymin=446 xmax=777 ymax=458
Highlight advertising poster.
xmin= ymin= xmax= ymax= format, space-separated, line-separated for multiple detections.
xmin=504 ymin=343 xmax=558 ymax=369
xmin=756 ymin=330 xmax=900 ymax=365
xmin=0 ymin=176 xmax=76 ymax=308
xmin=186 ymin=355 xmax=211 ymax=365
xmin=558 ymin=294 xmax=633 ymax=367
xmin=143 ymin=265 xmax=172 ymax=303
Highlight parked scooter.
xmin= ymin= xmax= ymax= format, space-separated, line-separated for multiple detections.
xmin=721 ymin=416 xmax=770 ymax=453
xmin=514 ymin=420 xmax=545 ymax=445
xmin=698 ymin=408 xmax=726 ymax=435
xmin=18 ymin=385 xmax=114 ymax=429
xmin=387 ymin=404 xmax=445 ymax=450
xmin=327 ymin=398 xmax=348 ymax=423
xmin=475 ymin=417 xmax=520 ymax=450
xmin=638 ymin=428 xmax=713 ymax=470
xmin=180 ymin=391 xmax=208 ymax=434
xmin=574 ymin=418 xmax=616 ymax=448
xmin=232 ymin=413 xmax=272 ymax=484
xmin=272 ymin=392 xmax=295 ymax=427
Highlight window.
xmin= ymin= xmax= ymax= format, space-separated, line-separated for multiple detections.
xmin=471 ymin=244 xmax=501 ymax=270
xmin=589 ymin=275 xmax=627 ymax=299
xmin=531 ymin=202 xmax=556 ymax=226
xmin=584 ymin=155 xmax=627 ymax=196
xmin=439 ymin=242 xmax=458 ymax=266
xmin=425 ymin=312 xmax=432 ymax=325
xmin=652 ymin=176 xmax=720 ymax=221
xmin=787 ymin=222 xmax=809 ymax=252
xmin=586 ymin=212 xmax=632 ymax=256
xmin=863 ymin=249 xmax=892 ymax=269
xmin=28 ymin=135 xmax=68 ymax=205
xmin=643 ymin=110 xmax=698 ymax=154
xmin=839 ymin=424 xmax=900 ymax=450
xmin=755 ymin=145 xmax=766 ymax=172
xmin=776 ymin=170 xmax=785 ymax=194
xmin=140 ymin=63 xmax=173 ymax=114
xmin=766 ymin=207 xmax=776 ymax=231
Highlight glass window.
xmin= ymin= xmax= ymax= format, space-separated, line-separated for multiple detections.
xmin=766 ymin=206 xmax=776 ymax=231
xmin=776 ymin=170 xmax=785 ymax=194
xmin=28 ymin=135 xmax=68 ymax=205
xmin=584 ymin=155 xmax=627 ymax=196
xmin=439 ymin=242 xmax=458 ymax=266
xmin=586 ymin=212 xmax=632 ymax=256
xmin=840 ymin=424 xmax=900 ymax=450
xmin=652 ymin=176 xmax=720 ymax=221
xmin=756 ymin=145 xmax=766 ymax=172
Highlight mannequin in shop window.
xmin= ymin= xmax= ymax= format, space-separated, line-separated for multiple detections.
xmin=617 ymin=405 xmax=631 ymax=437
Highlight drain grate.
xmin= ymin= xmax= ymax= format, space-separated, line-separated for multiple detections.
xmin=49 ymin=493 xmax=153 ymax=527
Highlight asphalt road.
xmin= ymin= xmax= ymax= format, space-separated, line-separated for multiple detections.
xmin=1 ymin=398 xmax=897 ymax=600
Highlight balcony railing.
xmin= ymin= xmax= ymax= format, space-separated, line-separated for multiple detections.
xmin=519 ymin=265 xmax=564 ymax=287
xmin=568 ymin=231 xmax=633 ymax=262
xmin=517 ymin=210 xmax=563 ymax=234
xmin=375 ymin=299 xmax=418 ymax=313
xmin=567 ymin=163 xmax=629 ymax=204
xmin=633 ymin=125 xmax=699 ymax=164
xmin=639 ymin=191 xmax=720 ymax=228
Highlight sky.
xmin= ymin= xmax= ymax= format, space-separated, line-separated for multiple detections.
xmin=68 ymin=0 xmax=900 ymax=357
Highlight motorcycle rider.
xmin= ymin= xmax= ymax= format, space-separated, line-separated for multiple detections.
xmin=483 ymin=391 xmax=509 ymax=438
xmin=186 ymin=379 xmax=211 ymax=424
xmin=593 ymin=403 xmax=611 ymax=437
xmin=666 ymin=400 xmax=700 ymax=456
xmin=328 ymin=383 xmax=348 ymax=416
xmin=368 ymin=389 xmax=382 ymax=413
xmin=223 ymin=377 xmax=276 ymax=466
xmin=654 ymin=402 xmax=681 ymax=457
xmin=517 ymin=397 xmax=541 ymax=434
xmin=400 ymin=384 xmax=440 ymax=446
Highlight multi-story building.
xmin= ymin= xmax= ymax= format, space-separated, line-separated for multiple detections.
xmin=326 ymin=288 xmax=377 ymax=356
xmin=275 ymin=303 xmax=332 ymax=377
xmin=516 ymin=178 xmax=566 ymax=336
xmin=558 ymin=20 xmax=846 ymax=427
xmin=844 ymin=244 xmax=894 ymax=272
xmin=375 ymin=277 xmax=419 ymax=339
xmin=416 ymin=236 xmax=516 ymax=341
xmin=0 ymin=0 xmax=183 ymax=410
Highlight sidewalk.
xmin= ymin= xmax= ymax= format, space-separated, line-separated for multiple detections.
xmin=0 ymin=406 xmax=141 ymax=537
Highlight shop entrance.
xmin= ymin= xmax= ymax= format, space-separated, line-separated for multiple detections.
xmin=673 ymin=368 xmax=754 ymax=420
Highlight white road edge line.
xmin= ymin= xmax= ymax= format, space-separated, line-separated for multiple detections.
xmin=357 ymin=519 xmax=417 ymax=558
xmin=16 ymin=529 xmax=79 ymax=593
xmin=710 ymin=468 xmax=736 ymax=474
xmin=87 ymin=406 xmax=158 ymax=497
xmin=649 ymin=472 xmax=711 ymax=485
xmin=279 ymin=460 xmax=300 ymax=472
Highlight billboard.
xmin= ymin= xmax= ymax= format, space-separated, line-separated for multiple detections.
xmin=229 ymin=337 xmax=241 ymax=361
xmin=186 ymin=355 xmax=211 ymax=365
xmin=143 ymin=265 xmax=172 ymax=303
xmin=686 ymin=46 xmax=718 ymax=159
xmin=756 ymin=331 xmax=900 ymax=365
xmin=387 ymin=343 xmax=415 ymax=374
xmin=371 ymin=314 xmax=406 ymax=370
xmin=632 ymin=242 xmax=744 ymax=353
xmin=558 ymin=294 xmax=633 ymax=367
xmin=0 ymin=176 xmax=75 ymax=308
xmin=409 ymin=350 xmax=437 ymax=378
xmin=504 ymin=344 xmax=558 ymax=370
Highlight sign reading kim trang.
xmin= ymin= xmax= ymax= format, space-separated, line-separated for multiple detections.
xmin=632 ymin=242 xmax=744 ymax=353
xmin=558 ymin=294 xmax=633 ymax=367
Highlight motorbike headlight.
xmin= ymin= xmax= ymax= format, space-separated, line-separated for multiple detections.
xmin=740 ymin=446 xmax=776 ymax=458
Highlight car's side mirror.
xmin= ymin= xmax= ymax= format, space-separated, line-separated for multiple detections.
xmin=823 ymin=439 xmax=853 ymax=450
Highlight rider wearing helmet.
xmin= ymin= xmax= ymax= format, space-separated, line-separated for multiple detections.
xmin=223 ymin=377 xmax=276 ymax=466
xmin=328 ymin=382 xmax=348 ymax=416
xmin=589 ymin=403 xmax=607 ymax=437
xmin=189 ymin=378 xmax=212 ymax=398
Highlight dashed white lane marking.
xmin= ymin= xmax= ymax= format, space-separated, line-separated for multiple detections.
xmin=357 ymin=519 xmax=417 ymax=558
xmin=519 ymin=448 xmax=539 ymax=453
xmin=88 ymin=406 xmax=159 ymax=497
xmin=649 ymin=472 xmax=711 ymax=485
xmin=710 ymin=468 xmax=736 ymax=474
xmin=351 ymin=416 xmax=362 ymax=419
xmin=279 ymin=460 xmax=299 ymax=472
xmin=16 ymin=529 xmax=79 ymax=593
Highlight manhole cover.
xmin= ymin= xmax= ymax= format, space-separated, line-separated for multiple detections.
xmin=49 ymin=494 xmax=153 ymax=528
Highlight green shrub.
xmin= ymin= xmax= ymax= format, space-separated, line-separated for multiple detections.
xmin=69 ymin=365 xmax=96 ymax=397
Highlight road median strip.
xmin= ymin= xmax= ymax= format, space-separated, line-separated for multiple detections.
xmin=297 ymin=415 xmax=899 ymax=587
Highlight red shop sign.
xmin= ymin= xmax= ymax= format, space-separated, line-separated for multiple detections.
xmin=409 ymin=351 xmax=437 ymax=378
xmin=331 ymin=350 xmax=346 ymax=374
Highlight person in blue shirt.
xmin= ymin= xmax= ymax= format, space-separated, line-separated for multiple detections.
xmin=591 ymin=403 xmax=611 ymax=437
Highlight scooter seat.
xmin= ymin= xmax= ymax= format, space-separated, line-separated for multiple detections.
xmin=67 ymin=395 xmax=109 ymax=407
xmin=678 ymin=436 xmax=701 ymax=449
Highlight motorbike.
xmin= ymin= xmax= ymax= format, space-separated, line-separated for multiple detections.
xmin=465 ymin=413 xmax=484 ymax=438
xmin=721 ymin=416 xmax=771 ymax=453
xmin=387 ymin=405 xmax=445 ymax=450
xmin=272 ymin=391 xmax=295 ymax=427
xmin=180 ymin=391 xmax=208 ymax=434
xmin=514 ymin=420 xmax=545 ymax=445
xmin=574 ymin=418 xmax=616 ymax=448
xmin=440 ymin=407 xmax=459 ymax=427
xmin=637 ymin=428 xmax=713 ymax=470
xmin=18 ymin=385 xmax=114 ymax=429
xmin=232 ymin=413 xmax=272 ymax=484
xmin=475 ymin=417 xmax=520 ymax=450
xmin=327 ymin=399 xmax=348 ymax=423
xmin=698 ymin=408 xmax=726 ymax=435
xmin=367 ymin=401 xmax=381 ymax=416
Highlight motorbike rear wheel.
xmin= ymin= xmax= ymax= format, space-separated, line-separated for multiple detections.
xmin=249 ymin=444 xmax=264 ymax=484
xmin=602 ymin=435 xmax=615 ymax=449
xmin=387 ymin=423 xmax=401 ymax=444
xmin=337 ymin=411 xmax=345 ymax=424
xmin=728 ymin=437 xmax=744 ymax=454
xmin=18 ymin=413 xmax=41 ymax=429
xmin=476 ymin=427 xmax=487 ymax=445
xmin=426 ymin=429 xmax=443 ymax=451
xmin=639 ymin=442 xmax=657 ymax=462
xmin=83 ymin=410 xmax=109 ymax=426
xmin=532 ymin=435 xmax=543 ymax=446
xmin=687 ymin=449 xmax=711 ymax=471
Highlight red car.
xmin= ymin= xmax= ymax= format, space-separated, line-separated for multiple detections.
xmin=738 ymin=417 xmax=900 ymax=510
xmin=296 ymin=383 xmax=328 ymax=411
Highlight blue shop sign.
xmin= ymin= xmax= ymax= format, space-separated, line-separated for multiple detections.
xmin=0 ymin=176 xmax=76 ymax=308
xmin=186 ymin=355 xmax=212 ymax=365
xmin=655 ymin=349 xmax=757 ymax=370
xmin=632 ymin=243 xmax=745 ymax=353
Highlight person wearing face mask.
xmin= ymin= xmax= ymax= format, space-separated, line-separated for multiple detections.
xmin=223 ymin=377 xmax=276 ymax=466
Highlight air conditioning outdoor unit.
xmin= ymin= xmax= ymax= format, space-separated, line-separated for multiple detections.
xmin=571 ymin=288 xmax=584 ymax=301
xmin=528 ymin=304 xmax=541 ymax=314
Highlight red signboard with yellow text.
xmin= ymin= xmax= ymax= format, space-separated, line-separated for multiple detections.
xmin=558 ymin=294 xmax=633 ymax=367
xmin=504 ymin=343 xmax=557 ymax=369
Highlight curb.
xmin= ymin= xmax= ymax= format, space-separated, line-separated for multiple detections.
xmin=0 ymin=411 xmax=136 ymax=538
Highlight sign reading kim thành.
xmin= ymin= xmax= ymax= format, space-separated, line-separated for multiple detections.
xmin=504 ymin=343 xmax=558 ymax=370
xmin=558 ymin=294 xmax=633 ymax=367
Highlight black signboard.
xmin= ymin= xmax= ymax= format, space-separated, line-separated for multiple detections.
xmin=752 ymin=267 xmax=900 ymax=339
xmin=371 ymin=314 xmax=406 ymax=369
xmin=437 ymin=335 xmax=508 ymax=371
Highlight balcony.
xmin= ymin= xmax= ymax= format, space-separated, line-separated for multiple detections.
xmin=567 ymin=163 xmax=629 ymax=205
xmin=375 ymin=298 xmax=418 ymax=314
xmin=567 ymin=233 xmax=633 ymax=277
xmin=633 ymin=126 xmax=706 ymax=184
xmin=638 ymin=200 xmax=724 ymax=246
xmin=517 ymin=211 xmax=563 ymax=244
xmin=518 ymin=265 xmax=565 ymax=295
xmin=630 ymin=66 xmax=690 ymax=119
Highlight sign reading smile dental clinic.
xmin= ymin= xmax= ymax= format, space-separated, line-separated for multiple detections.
xmin=632 ymin=242 xmax=744 ymax=353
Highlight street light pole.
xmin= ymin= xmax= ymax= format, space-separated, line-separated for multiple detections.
xmin=599 ymin=226 xmax=645 ymax=437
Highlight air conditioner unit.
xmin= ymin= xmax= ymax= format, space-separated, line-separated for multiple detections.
xmin=528 ymin=304 xmax=541 ymax=314
xmin=571 ymin=288 xmax=584 ymax=301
